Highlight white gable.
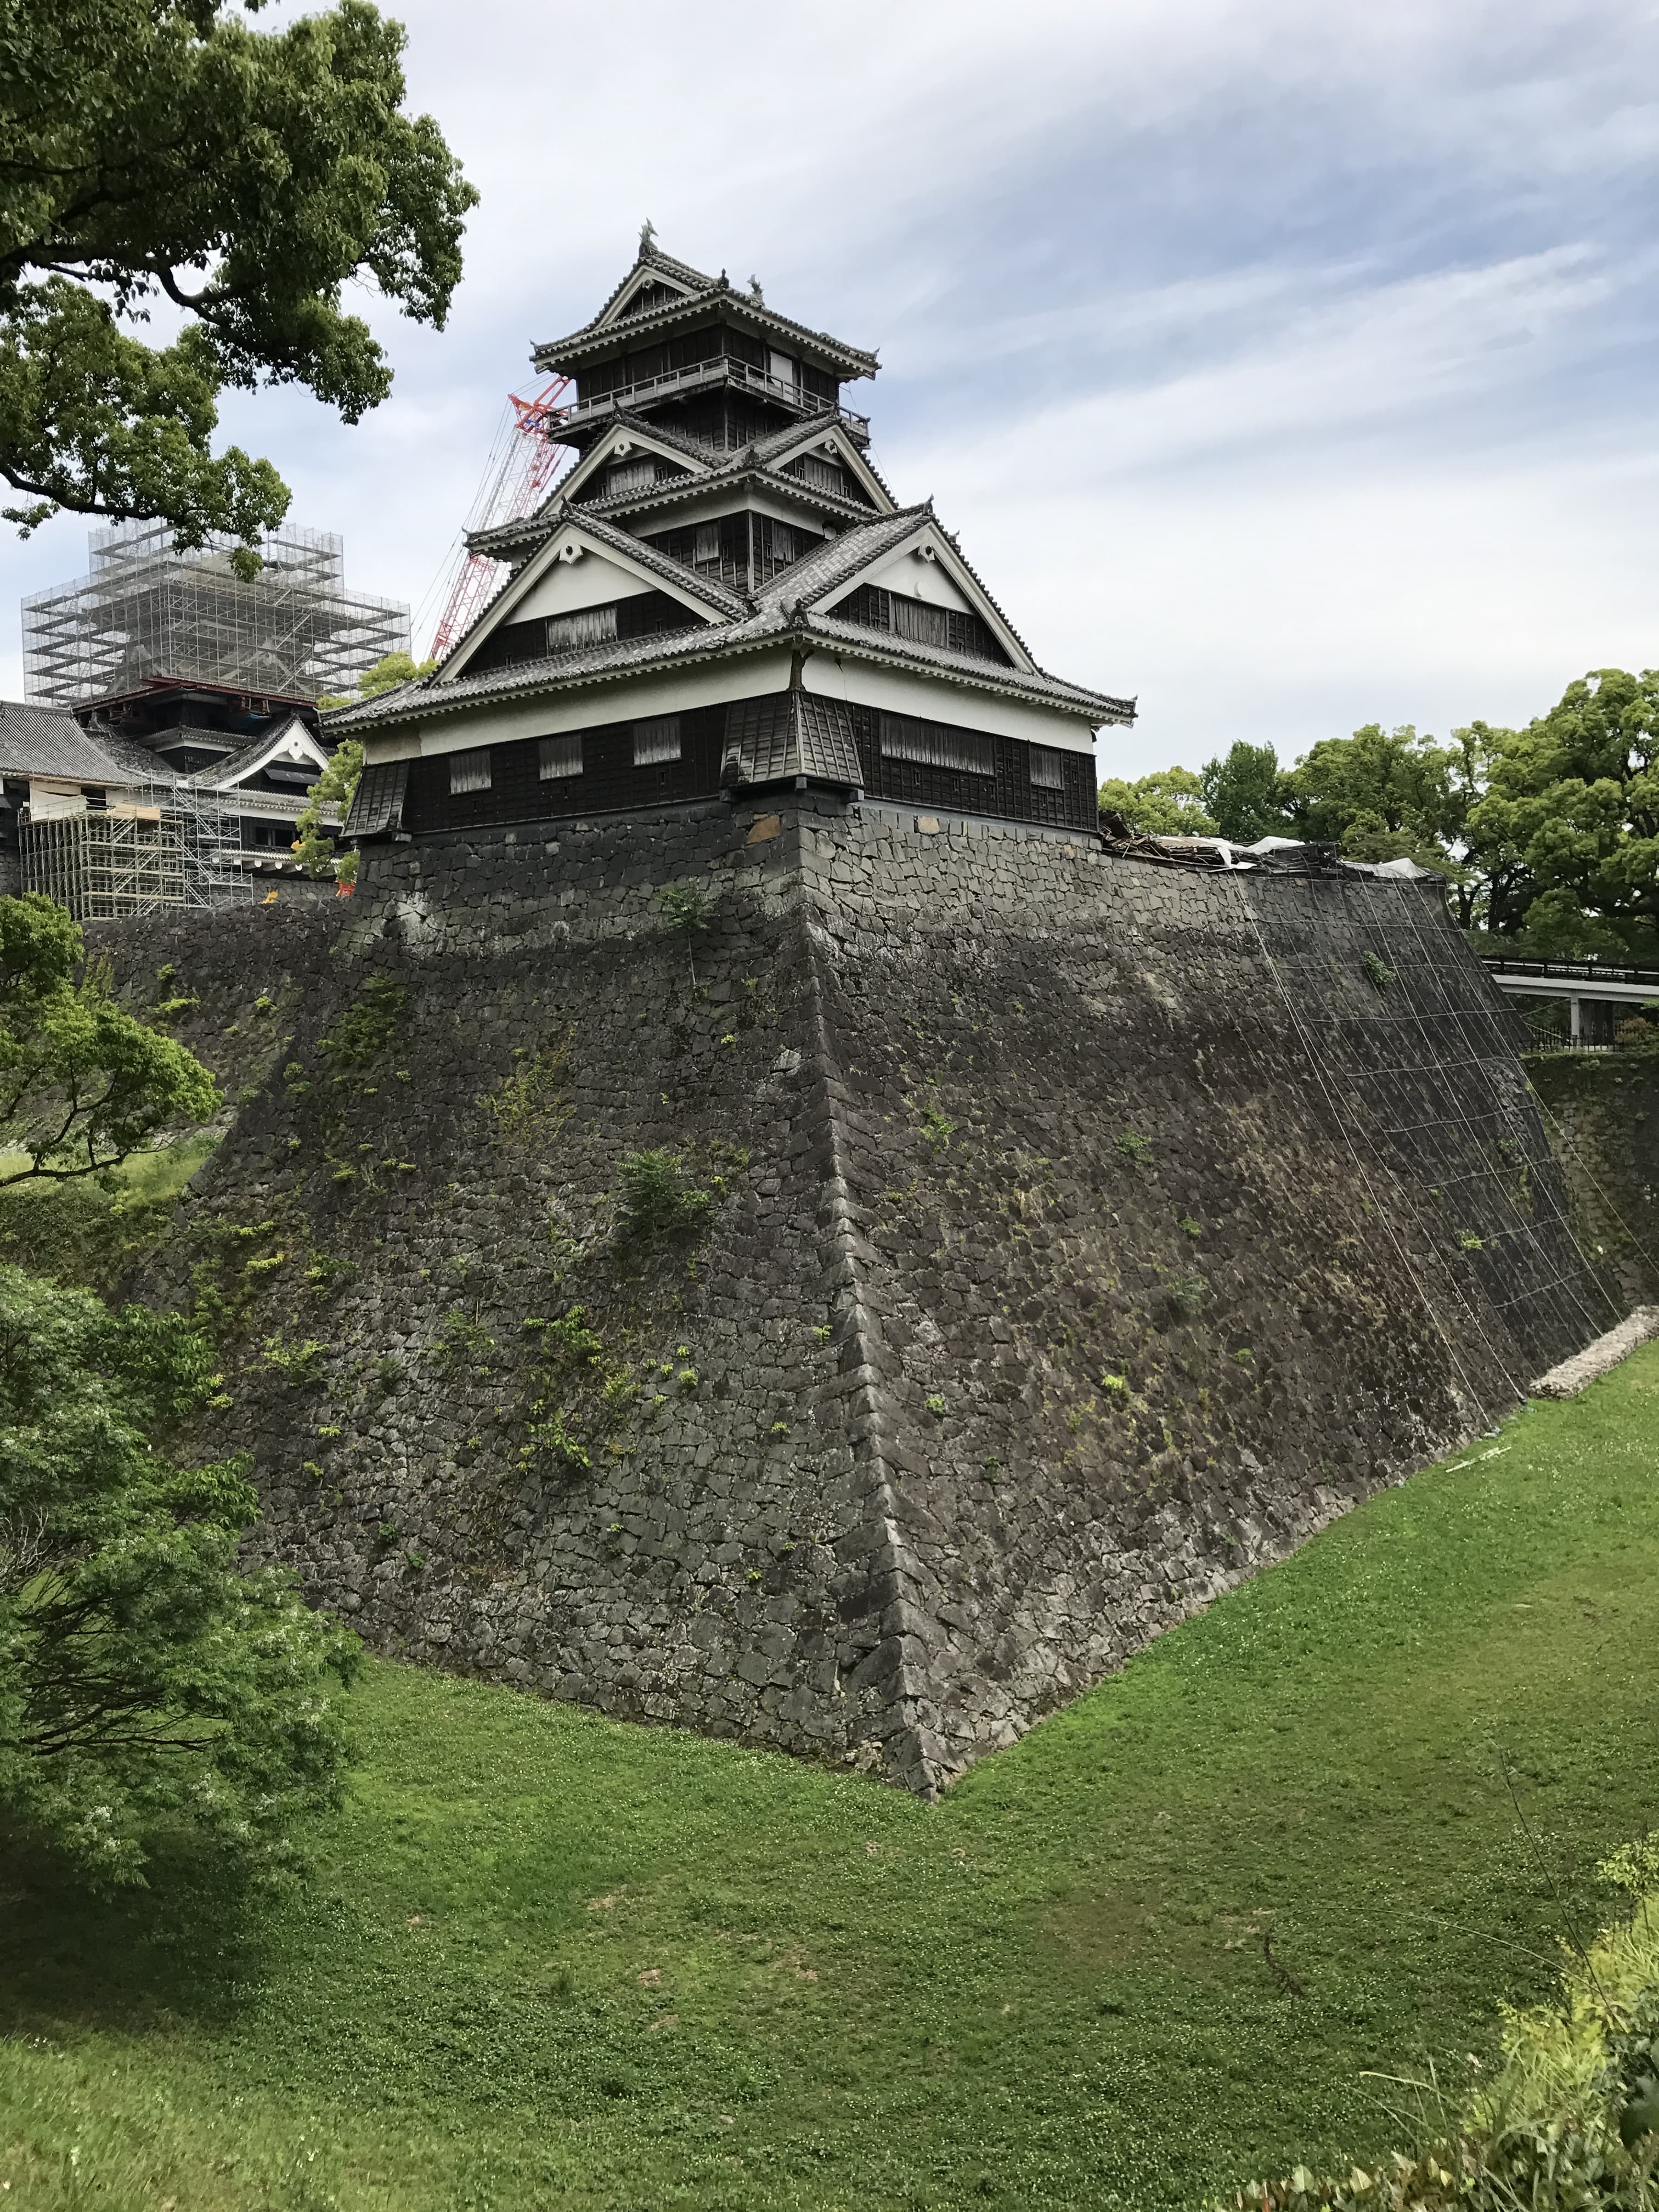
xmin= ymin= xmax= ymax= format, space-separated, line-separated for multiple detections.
xmin=439 ymin=521 xmax=726 ymax=682
xmin=860 ymin=545 xmax=975 ymax=613
xmin=514 ymin=551 xmax=661 ymax=621
xmin=596 ymin=265 xmax=702 ymax=328
xmin=812 ymin=521 xmax=1036 ymax=672
xmin=555 ymin=421 xmax=708 ymax=506
xmin=217 ymin=716 xmax=330 ymax=790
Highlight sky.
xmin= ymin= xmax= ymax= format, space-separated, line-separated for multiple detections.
xmin=5 ymin=0 xmax=1658 ymax=777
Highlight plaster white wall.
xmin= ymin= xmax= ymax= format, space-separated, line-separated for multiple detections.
xmin=363 ymin=647 xmax=797 ymax=760
xmin=803 ymin=652 xmax=1098 ymax=753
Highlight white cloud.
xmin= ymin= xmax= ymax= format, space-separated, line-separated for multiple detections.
xmin=3 ymin=0 xmax=1656 ymax=766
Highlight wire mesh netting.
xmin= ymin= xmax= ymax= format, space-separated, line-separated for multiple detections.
xmin=23 ymin=520 xmax=409 ymax=706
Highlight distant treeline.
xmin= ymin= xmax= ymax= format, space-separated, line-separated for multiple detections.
xmin=1100 ymin=667 xmax=1659 ymax=964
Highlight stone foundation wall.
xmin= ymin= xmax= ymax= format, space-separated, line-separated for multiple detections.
xmin=1527 ymin=1052 xmax=1659 ymax=1308
xmin=97 ymin=800 xmax=1609 ymax=1796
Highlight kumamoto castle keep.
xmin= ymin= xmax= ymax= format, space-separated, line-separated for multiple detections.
xmin=73 ymin=240 xmax=1643 ymax=1795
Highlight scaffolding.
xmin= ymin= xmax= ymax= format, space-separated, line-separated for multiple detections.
xmin=22 ymin=519 xmax=409 ymax=707
xmin=20 ymin=782 xmax=252 ymax=919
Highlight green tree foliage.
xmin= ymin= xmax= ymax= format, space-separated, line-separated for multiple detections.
xmin=292 ymin=738 xmax=364 ymax=883
xmin=1283 ymin=722 xmax=1470 ymax=871
xmin=0 ymin=0 xmax=476 ymax=554
xmin=0 ymin=894 xmax=219 ymax=1183
xmin=1200 ymin=741 xmax=1294 ymax=844
xmin=316 ymin=650 xmax=436 ymax=712
xmin=1463 ymin=669 xmax=1659 ymax=956
xmin=0 ymin=1265 xmax=359 ymax=1887
xmin=1097 ymin=766 xmax=1218 ymax=837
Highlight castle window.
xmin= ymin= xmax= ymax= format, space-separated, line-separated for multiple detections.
xmin=793 ymin=454 xmax=845 ymax=496
xmin=693 ymin=522 xmax=721 ymax=565
xmin=539 ymin=734 xmax=583 ymax=781
xmin=1029 ymin=746 xmax=1065 ymax=791
xmin=768 ymin=349 xmax=798 ymax=388
xmin=449 ymin=749 xmax=492 ymax=794
xmin=878 ymin=714 xmax=994 ymax=776
xmin=547 ymin=604 xmax=619 ymax=652
xmin=891 ymin=596 xmax=949 ymax=650
xmin=607 ymin=459 xmax=656 ymax=498
xmin=633 ymin=715 xmax=681 ymax=766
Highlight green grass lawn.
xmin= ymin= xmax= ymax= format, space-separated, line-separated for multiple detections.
xmin=4 ymin=1346 xmax=1657 ymax=2211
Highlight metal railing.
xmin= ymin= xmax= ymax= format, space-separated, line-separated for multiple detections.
xmin=555 ymin=357 xmax=868 ymax=439
xmin=1480 ymin=955 xmax=1659 ymax=988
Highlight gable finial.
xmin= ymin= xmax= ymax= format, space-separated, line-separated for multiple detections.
xmin=639 ymin=218 xmax=657 ymax=256
xmin=748 ymin=274 xmax=765 ymax=305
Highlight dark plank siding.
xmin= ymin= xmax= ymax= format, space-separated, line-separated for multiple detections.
xmin=395 ymin=697 xmax=1097 ymax=837
xmin=401 ymin=706 xmax=729 ymax=835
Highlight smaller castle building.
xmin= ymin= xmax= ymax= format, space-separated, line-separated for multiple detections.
xmin=337 ymin=240 xmax=1132 ymax=844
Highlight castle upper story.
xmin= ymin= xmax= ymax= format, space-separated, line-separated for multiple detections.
xmin=336 ymin=237 xmax=1134 ymax=848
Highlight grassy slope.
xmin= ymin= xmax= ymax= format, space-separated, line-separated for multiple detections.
xmin=3 ymin=1346 xmax=1657 ymax=2211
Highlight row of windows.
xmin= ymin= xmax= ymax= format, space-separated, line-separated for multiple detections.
xmin=829 ymin=583 xmax=1012 ymax=667
xmin=877 ymin=714 xmax=1064 ymax=789
xmin=448 ymin=716 xmax=684 ymax=794
xmin=445 ymin=710 xmax=1065 ymax=798
xmin=461 ymin=591 xmax=702 ymax=679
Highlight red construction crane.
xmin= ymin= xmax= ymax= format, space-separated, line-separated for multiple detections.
xmin=428 ymin=375 xmax=573 ymax=662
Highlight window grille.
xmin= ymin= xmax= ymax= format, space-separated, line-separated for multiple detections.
xmin=693 ymin=523 xmax=721 ymax=564
xmin=607 ymin=459 xmax=656 ymax=498
xmin=891 ymin=596 xmax=950 ymax=649
xmin=546 ymin=604 xmax=618 ymax=652
xmin=539 ymin=734 xmax=583 ymax=781
xmin=1029 ymin=746 xmax=1065 ymax=790
xmin=449 ymin=750 xmax=492 ymax=794
xmin=793 ymin=455 xmax=844 ymax=495
xmin=878 ymin=714 xmax=994 ymax=776
xmin=633 ymin=715 xmax=681 ymax=766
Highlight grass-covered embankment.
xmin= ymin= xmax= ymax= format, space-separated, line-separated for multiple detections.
xmin=3 ymin=1346 xmax=1657 ymax=2210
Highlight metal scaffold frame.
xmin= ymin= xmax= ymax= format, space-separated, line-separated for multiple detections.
xmin=20 ymin=783 xmax=252 ymax=919
xmin=23 ymin=519 xmax=409 ymax=707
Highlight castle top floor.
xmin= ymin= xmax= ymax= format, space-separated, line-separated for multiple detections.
xmin=533 ymin=234 xmax=878 ymax=452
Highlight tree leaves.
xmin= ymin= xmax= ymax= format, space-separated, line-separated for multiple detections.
xmin=0 ymin=1264 xmax=360 ymax=1888
xmin=0 ymin=894 xmax=221 ymax=1184
xmin=0 ymin=0 xmax=476 ymax=544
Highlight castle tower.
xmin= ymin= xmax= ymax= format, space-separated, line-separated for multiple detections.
xmin=336 ymin=239 xmax=1133 ymax=842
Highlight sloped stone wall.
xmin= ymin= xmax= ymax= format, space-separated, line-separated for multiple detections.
xmin=1526 ymin=1052 xmax=1659 ymax=1309
xmin=99 ymin=800 xmax=1609 ymax=1795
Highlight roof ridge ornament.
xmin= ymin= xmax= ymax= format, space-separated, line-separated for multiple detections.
xmin=639 ymin=218 xmax=657 ymax=256
xmin=748 ymin=275 xmax=765 ymax=304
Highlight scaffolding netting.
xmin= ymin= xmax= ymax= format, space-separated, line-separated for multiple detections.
xmin=22 ymin=520 xmax=409 ymax=707
xmin=20 ymin=783 xmax=252 ymax=919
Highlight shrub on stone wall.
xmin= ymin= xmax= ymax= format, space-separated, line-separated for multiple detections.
xmin=614 ymin=1148 xmax=711 ymax=1243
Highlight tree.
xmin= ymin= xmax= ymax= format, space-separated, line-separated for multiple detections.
xmin=1462 ymin=670 xmax=1659 ymax=958
xmin=316 ymin=650 xmax=436 ymax=713
xmin=1 ymin=0 xmax=476 ymax=557
xmin=0 ymin=1264 xmax=358 ymax=1887
xmin=1283 ymin=723 xmax=1467 ymax=871
xmin=1199 ymin=742 xmax=1293 ymax=844
xmin=1 ymin=894 xmax=219 ymax=1184
xmin=1097 ymin=766 xmax=1218 ymax=837
xmin=292 ymin=739 xmax=364 ymax=883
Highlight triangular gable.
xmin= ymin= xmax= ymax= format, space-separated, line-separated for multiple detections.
xmin=807 ymin=520 xmax=1037 ymax=673
xmin=205 ymin=716 xmax=330 ymax=792
xmin=555 ymin=419 xmax=712 ymax=508
xmin=756 ymin=422 xmax=893 ymax=513
xmin=439 ymin=520 xmax=731 ymax=684
xmin=592 ymin=257 xmax=711 ymax=330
